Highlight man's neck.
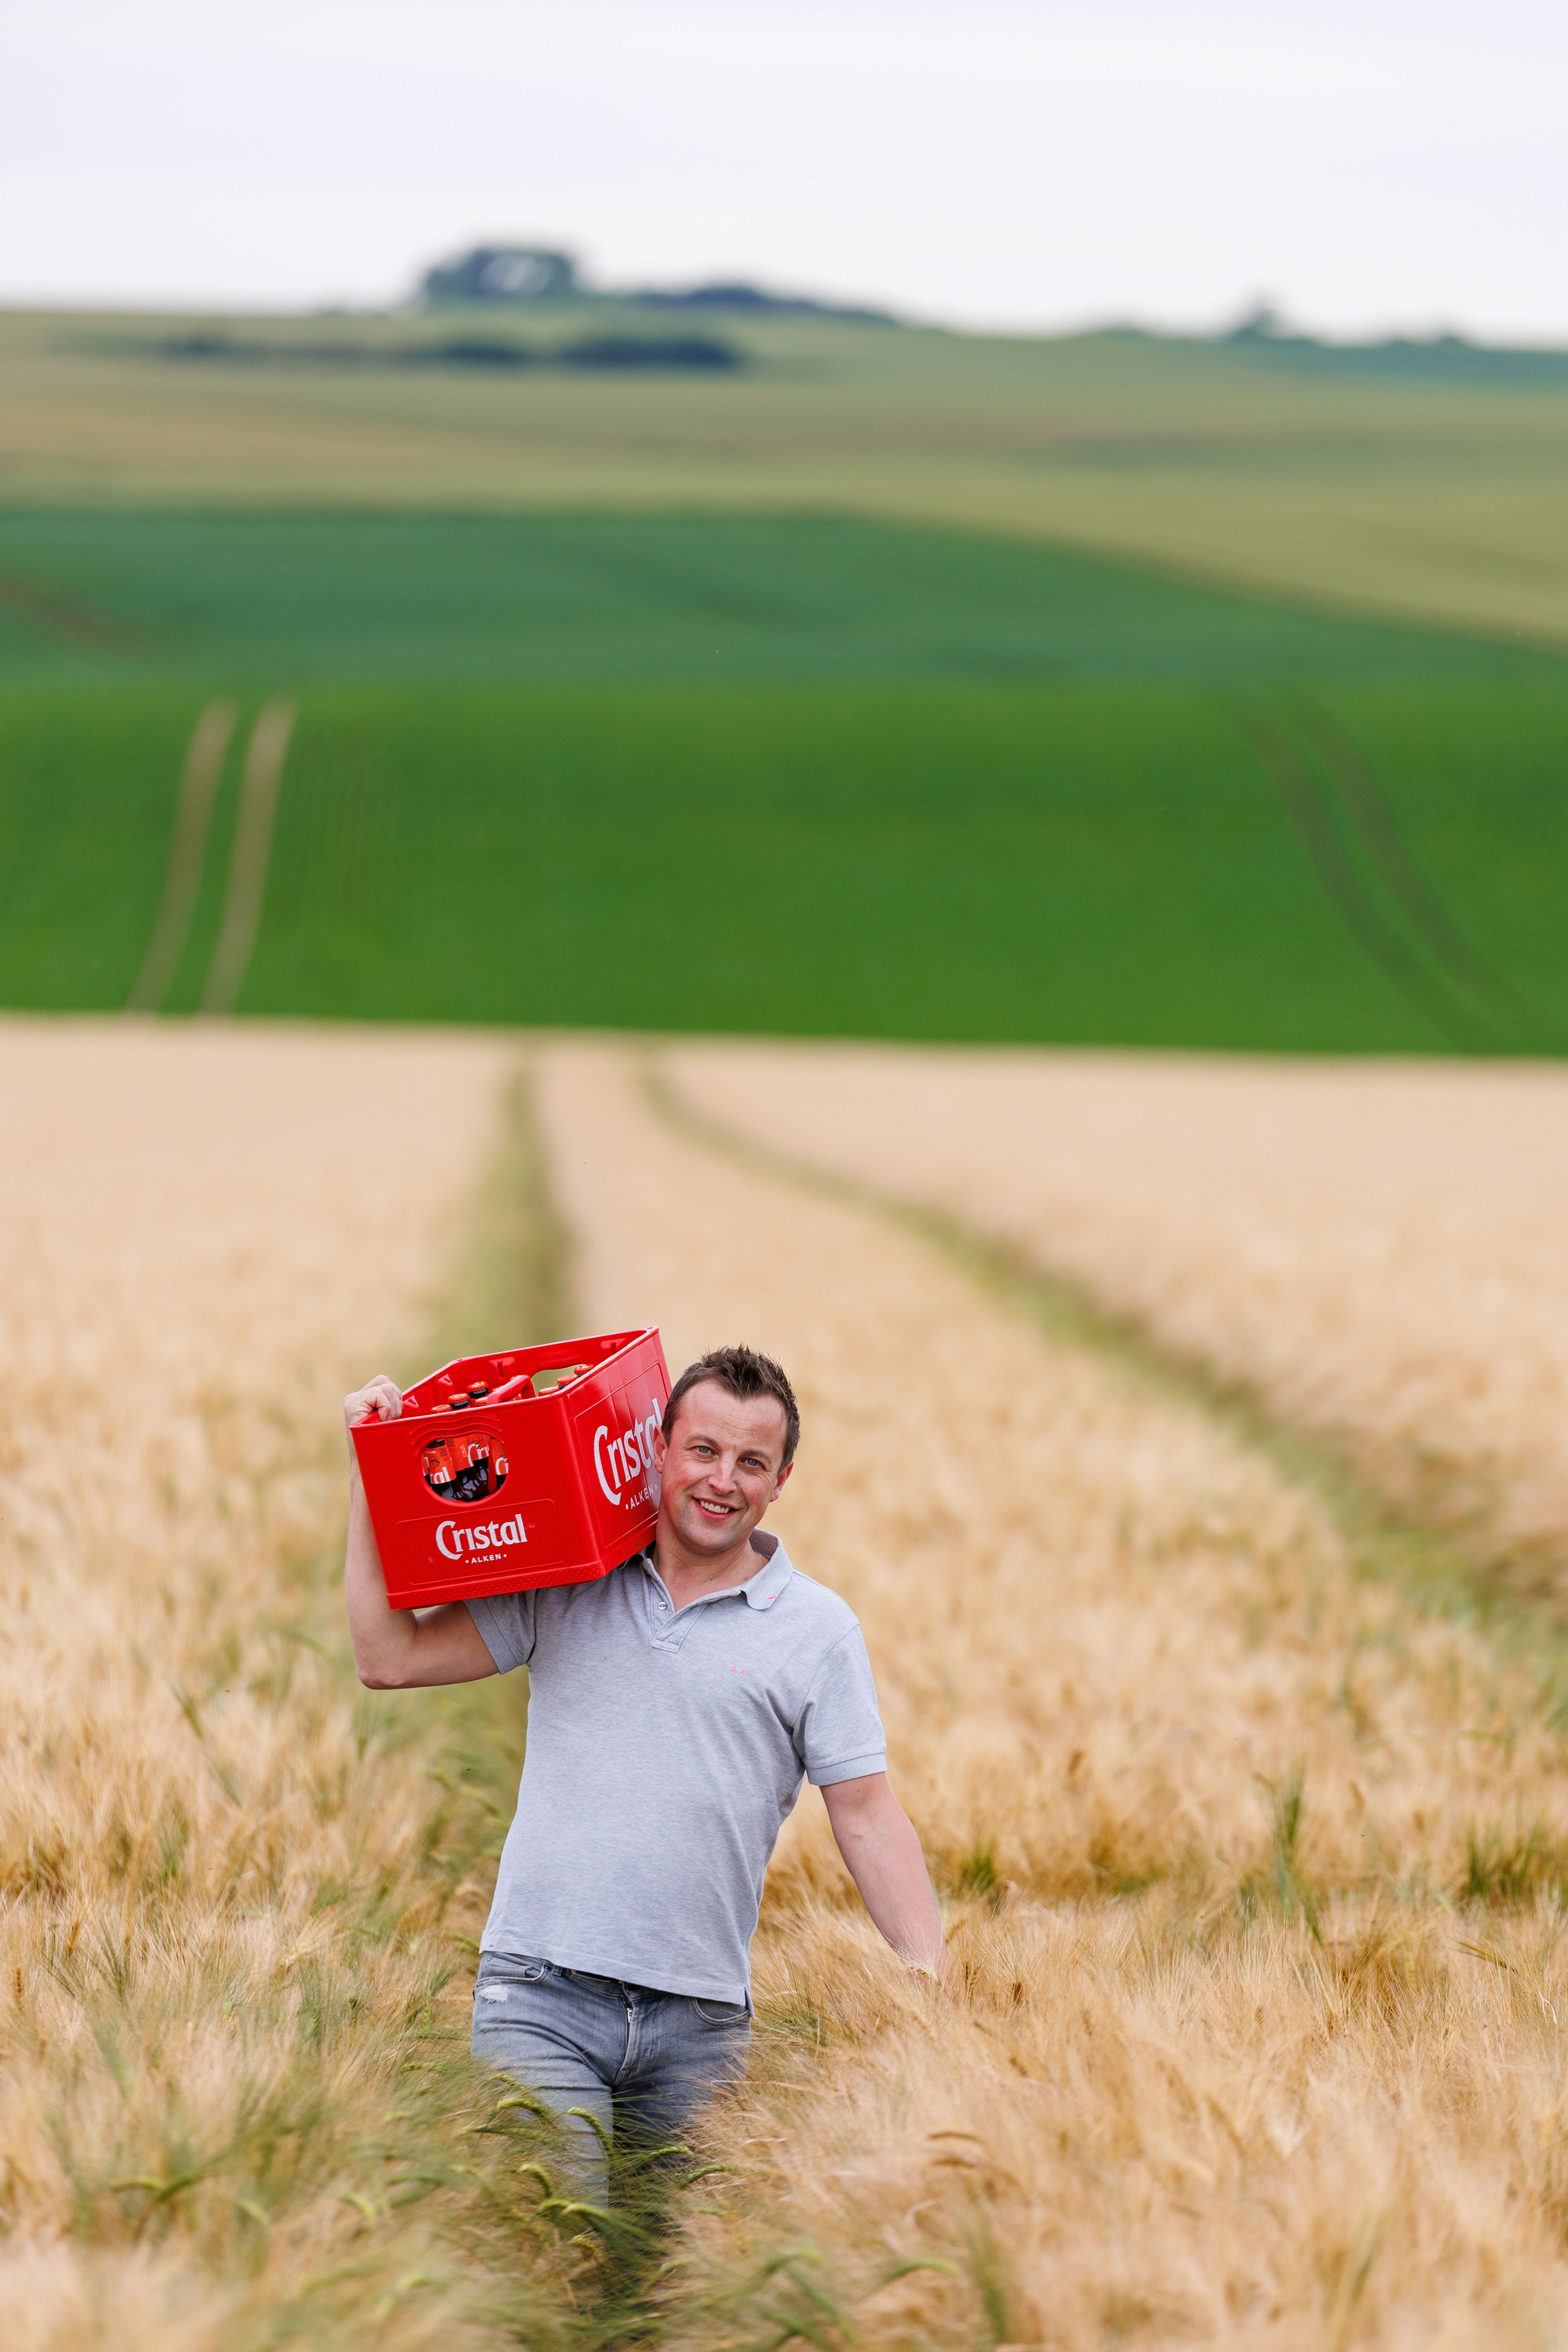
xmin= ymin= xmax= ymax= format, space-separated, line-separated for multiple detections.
xmin=652 ymin=1522 xmax=766 ymax=1611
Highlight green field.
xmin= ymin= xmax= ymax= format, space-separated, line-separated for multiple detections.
xmin=5 ymin=305 xmax=1568 ymax=647
xmin=4 ymin=507 xmax=1553 ymax=688
xmin=3 ymin=505 xmax=1565 ymax=1052
xmin=6 ymin=300 xmax=1568 ymax=1055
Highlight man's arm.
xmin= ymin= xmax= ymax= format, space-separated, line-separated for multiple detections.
xmin=344 ymin=1375 xmax=499 ymax=1689
xmin=821 ymin=1773 xmax=949 ymax=1981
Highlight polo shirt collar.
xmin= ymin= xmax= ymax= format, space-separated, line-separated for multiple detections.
xmin=741 ymin=1535 xmax=793 ymax=1611
xmin=638 ymin=1535 xmax=794 ymax=1611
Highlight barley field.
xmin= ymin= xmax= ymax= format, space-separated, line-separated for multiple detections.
xmin=0 ymin=1017 xmax=581 ymax=2350
xmin=10 ymin=1020 xmax=1568 ymax=2346
xmin=546 ymin=1041 xmax=1568 ymax=2349
xmin=662 ymin=1043 xmax=1568 ymax=1599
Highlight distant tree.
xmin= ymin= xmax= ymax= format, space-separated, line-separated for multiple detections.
xmin=630 ymin=279 xmax=895 ymax=325
xmin=1224 ymin=299 xmax=1290 ymax=343
xmin=421 ymin=246 xmax=580 ymax=304
xmin=560 ymin=334 xmax=741 ymax=371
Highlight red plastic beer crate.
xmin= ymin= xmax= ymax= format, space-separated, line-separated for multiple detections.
xmin=352 ymin=1327 xmax=671 ymax=1608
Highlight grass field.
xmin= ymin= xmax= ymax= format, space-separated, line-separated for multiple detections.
xmin=10 ymin=507 xmax=1543 ymax=686
xmin=4 ymin=306 xmax=1568 ymax=1057
xmin=5 ymin=305 xmax=1568 ymax=646
xmin=19 ymin=1017 xmax=1568 ymax=2346
xmin=3 ymin=507 xmax=1566 ymax=1052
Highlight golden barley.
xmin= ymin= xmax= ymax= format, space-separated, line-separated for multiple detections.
xmin=0 ymin=1017 xmax=587 ymax=2351
xmin=537 ymin=1039 xmax=1568 ymax=2348
xmin=666 ymin=1041 xmax=1568 ymax=1592
xmin=13 ymin=1017 xmax=1568 ymax=2348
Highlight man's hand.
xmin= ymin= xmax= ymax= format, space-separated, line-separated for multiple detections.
xmin=342 ymin=1373 xmax=499 ymax=1690
xmin=821 ymin=1773 xmax=950 ymax=1985
xmin=345 ymin=1372 xmax=404 ymax=1458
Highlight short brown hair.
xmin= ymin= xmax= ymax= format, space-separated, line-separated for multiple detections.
xmin=663 ymin=1344 xmax=800 ymax=1467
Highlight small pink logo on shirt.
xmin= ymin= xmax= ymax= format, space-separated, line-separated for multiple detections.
xmin=730 ymin=1665 xmax=748 ymax=1675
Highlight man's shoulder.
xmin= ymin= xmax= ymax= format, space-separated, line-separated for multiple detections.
xmin=769 ymin=1559 xmax=863 ymax=1647
xmin=497 ymin=1556 xmax=641 ymax=1628
xmin=535 ymin=1556 xmax=644 ymax=1612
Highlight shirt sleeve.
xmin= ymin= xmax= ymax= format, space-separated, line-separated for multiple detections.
xmin=795 ymin=1624 xmax=887 ymax=1787
xmin=464 ymin=1588 xmax=538 ymax=1673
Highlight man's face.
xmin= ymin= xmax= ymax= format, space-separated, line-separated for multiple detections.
xmin=652 ymin=1380 xmax=793 ymax=1560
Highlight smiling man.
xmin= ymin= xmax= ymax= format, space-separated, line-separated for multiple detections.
xmin=342 ymin=1342 xmax=944 ymax=2196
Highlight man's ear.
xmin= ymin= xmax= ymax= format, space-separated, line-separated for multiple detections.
xmin=652 ymin=1421 xmax=668 ymax=1473
xmin=771 ymin=1457 xmax=795 ymax=1502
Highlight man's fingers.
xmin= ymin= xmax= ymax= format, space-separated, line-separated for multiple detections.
xmin=344 ymin=1375 xmax=404 ymax=1427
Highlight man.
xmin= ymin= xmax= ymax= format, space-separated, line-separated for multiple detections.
xmin=343 ymin=1342 xmax=945 ymax=2199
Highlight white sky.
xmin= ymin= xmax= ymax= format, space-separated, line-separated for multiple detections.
xmin=6 ymin=0 xmax=1566 ymax=339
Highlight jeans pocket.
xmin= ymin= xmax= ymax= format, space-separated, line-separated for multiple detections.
xmin=691 ymin=1996 xmax=750 ymax=2026
xmin=475 ymin=1952 xmax=551 ymax=2001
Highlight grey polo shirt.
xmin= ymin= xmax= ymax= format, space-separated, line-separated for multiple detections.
xmin=466 ymin=1533 xmax=885 ymax=2003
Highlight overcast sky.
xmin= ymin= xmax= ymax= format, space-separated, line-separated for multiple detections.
xmin=7 ymin=0 xmax=1565 ymax=339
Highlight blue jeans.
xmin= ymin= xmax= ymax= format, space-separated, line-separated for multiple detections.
xmin=470 ymin=1948 xmax=751 ymax=2204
